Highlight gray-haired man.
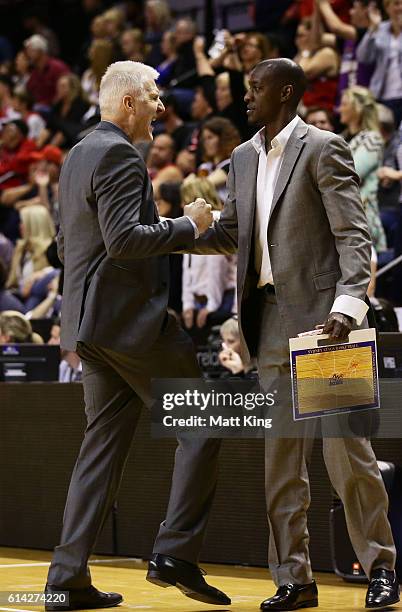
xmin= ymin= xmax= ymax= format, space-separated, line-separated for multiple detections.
xmin=44 ymin=61 xmax=230 ymax=610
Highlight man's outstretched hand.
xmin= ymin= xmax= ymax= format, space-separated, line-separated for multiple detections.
xmin=184 ymin=198 xmax=213 ymax=234
xmin=316 ymin=312 xmax=353 ymax=341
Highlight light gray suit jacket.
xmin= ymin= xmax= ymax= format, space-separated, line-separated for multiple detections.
xmin=192 ymin=120 xmax=372 ymax=362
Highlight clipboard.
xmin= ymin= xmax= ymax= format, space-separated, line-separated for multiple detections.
xmin=289 ymin=328 xmax=380 ymax=420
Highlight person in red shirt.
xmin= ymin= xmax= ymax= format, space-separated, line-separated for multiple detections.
xmin=0 ymin=119 xmax=37 ymax=190
xmin=24 ymin=34 xmax=70 ymax=108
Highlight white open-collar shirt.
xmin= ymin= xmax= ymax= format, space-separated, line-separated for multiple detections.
xmin=251 ymin=115 xmax=368 ymax=325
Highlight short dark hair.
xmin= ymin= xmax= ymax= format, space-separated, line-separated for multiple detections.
xmin=305 ymin=106 xmax=334 ymax=125
xmin=256 ymin=58 xmax=308 ymax=109
xmin=6 ymin=119 xmax=29 ymax=138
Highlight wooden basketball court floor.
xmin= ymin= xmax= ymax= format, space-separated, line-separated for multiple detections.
xmin=0 ymin=548 xmax=399 ymax=612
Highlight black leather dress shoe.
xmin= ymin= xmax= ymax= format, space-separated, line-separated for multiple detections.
xmin=146 ymin=553 xmax=231 ymax=605
xmin=260 ymin=581 xmax=318 ymax=611
xmin=365 ymin=569 xmax=400 ymax=608
xmin=44 ymin=584 xmax=123 ymax=610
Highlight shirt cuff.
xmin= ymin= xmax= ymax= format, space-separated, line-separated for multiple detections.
xmin=185 ymin=216 xmax=200 ymax=239
xmin=330 ymin=295 xmax=369 ymax=326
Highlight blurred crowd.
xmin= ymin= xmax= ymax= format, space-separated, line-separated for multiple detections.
xmin=0 ymin=0 xmax=401 ymax=380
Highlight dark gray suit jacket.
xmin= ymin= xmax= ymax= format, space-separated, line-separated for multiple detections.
xmin=57 ymin=121 xmax=195 ymax=354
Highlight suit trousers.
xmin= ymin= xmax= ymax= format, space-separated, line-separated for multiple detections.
xmin=47 ymin=314 xmax=221 ymax=589
xmin=257 ymin=292 xmax=396 ymax=586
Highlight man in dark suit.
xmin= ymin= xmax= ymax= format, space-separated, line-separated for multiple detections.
xmin=45 ymin=61 xmax=230 ymax=610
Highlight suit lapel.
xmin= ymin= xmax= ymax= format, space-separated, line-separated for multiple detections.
xmin=240 ymin=144 xmax=259 ymax=245
xmin=268 ymin=121 xmax=308 ymax=224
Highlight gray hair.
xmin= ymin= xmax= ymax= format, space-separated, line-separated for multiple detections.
xmin=99 ymin=61 xmax=159 ymax=116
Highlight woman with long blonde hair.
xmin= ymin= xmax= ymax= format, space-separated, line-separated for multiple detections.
xmin=339 ymin=85 xmax=387 ymax=257
xmin=7 ymin=205 xmax=58 ymax=310
xmin=81 ymin=39 xmax=114 ymax=107
xmin=0 ymin=310 xmax=43 ymax=344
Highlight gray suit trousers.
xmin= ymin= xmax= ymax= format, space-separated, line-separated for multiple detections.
xmin=257 ymin=292 xmax=396 ymax=586
xmin=47 ymin=315 xmax=221 ymax=589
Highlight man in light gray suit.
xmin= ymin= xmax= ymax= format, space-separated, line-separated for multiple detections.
xmin=44 ymin=61 xmax=231 ymax=610
xmin=152 ymin=59 xmax=399 ymax=610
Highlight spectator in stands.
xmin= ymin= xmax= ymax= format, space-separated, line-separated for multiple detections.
xmin=198 ymin=117 xmax=241 ymax=203
xmin=144 ymin=0 xmax=172 ymax=67
xmin=0 ymin=35 xmax=13 ymax=70
xmin=24 ymin=34 xmax=70 ymax=108
xmin=147 ymin=133 xmax=183 ymax=197
xmin=22 ymin=10 xmax=61 ymax=57
xmin=218 ymin=317 xmax=255 ymax=377
xmin=0 ymin=233 xmax=13 ymax=271
xmin=305 ymin=105 xmax=335 ymax=130
xmin=357 ymin=0 xmax=402 ymax=126
xmin=42 ymin=74 xmax=90 ymax=149
xmin=156 ymin=30 xmax=177 ymax=87
xmin=0 ymin=258 xmax=25 ymax=313
xmin=81 ymin=39 xmax=114 ymax=109
xmin=11 ymin=90 xmax=46 ymax=143
xmin=120 ymin=28 xmax=149 ymax=63
xmin=6 ymin=205 xmax=57 ymax=310
xmin=0 ymin=75 xmax=19 ymax=125
xmin=0 ymin=119 xmax=34 ymax=242
xmin=154 ymin=94 xmax=194 ymax=152
xmin=1 ymin=145 xmax=62 ymax=217
xmin=237 ymin=32 xmax=271 ymax=78
xmin=170 ymin=18 xmax=197 ymax=88
xmin=103 ymin=7 xmax=125 ymax=61
xmin=294 ymin=13 xmax=340 ymax=110
xmin=0 ymin=310 xmax=43 ymax=343
xmin=0 ymin=120 xmax=37 ymax=192
xmin=12 ymin=50 xmax=31 ymax=92
xmin=193 ymin=36 xmax=249 ymax=139
xmin=155 ymin=181 xmax=184 ymax=315
xmin=340 ymin=85 xmax=387 ymax=253
xmin=156 ymin=181 xmax=182 ymax=219
xmin=181 ymin=176 xmax=236 ymax=330
xmin=317 ymin=0 xmax=373 ymax=99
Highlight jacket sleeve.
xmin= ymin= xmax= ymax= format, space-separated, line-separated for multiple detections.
xmin=56 ymin=226 xmax=64 ymax=264
xmin=93 ymin=143 xmax=195 ymax=259
xmin=188 ymin=151 xmax=239 ymax=255
xmin=356 ymin=28 xmax=378 ymax=65
xmin=317 ymin=134 xmax=372 ymax=302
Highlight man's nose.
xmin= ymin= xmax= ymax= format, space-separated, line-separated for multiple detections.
xmin=157 ymin=101 xmax=165 ymax=113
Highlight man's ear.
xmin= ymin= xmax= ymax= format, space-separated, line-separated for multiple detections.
xmin=122 ymin=94 xmax=136 ymax=114
xmin=281 ymin=84 xmax=293 ymax=103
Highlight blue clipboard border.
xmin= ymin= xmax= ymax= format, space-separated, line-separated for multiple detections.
xmin=291 ymin=340 xmax=380 ymax=420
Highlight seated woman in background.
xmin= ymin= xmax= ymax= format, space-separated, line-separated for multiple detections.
xmin=6 ymin=205 xmax=58 ymax=311
xmin=0 ymin=310 xmax=43 ymax=343
xmin=39 ymin=74 xmax=90 ymax=149
xmin=181 ymin=176 xmax=236 ymax=331
xmin=198 ymin=116 xmax=241 ymax=203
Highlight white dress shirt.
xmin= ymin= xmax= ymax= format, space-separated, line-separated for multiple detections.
xmin=251 ymin=116 xmax=368 ymax=325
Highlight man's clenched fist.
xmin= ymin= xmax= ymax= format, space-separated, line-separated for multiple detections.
xmin=184 ymin=197 xmax=213 ymax=235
